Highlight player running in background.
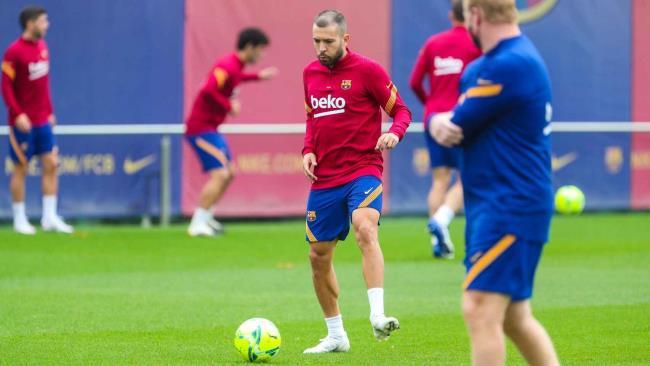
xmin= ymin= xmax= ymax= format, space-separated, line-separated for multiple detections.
xmin=301 ymin=10 xmax=411 ymax=354
xmin=185 ymin=28 xmax=277 ymax=237
xmin=431 ymin=0 xmax=559 ymax=364
xmin=2 ymin=6 xmax=73 ymax=235
xmin=409 ymin=0 xmax=480 ymax=259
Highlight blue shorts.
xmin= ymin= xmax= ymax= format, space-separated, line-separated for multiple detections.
xmin=305 ymin=176 xmax=382 ymax=243
xmin=463 ymin=234 xmax=545 ymax=301
xmin=8 ymin=124 xmax=56 ymax=164
xmin=186 ymin=132 xmax=232 ymax=172
xmin=425 ymin=114 xmax=461 ymax=169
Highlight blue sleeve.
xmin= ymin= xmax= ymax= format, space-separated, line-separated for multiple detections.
xmin=451 ymin=57 xmax=524 ymax=139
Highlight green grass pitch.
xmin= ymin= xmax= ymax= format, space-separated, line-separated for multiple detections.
xmin=1 ymin=213 xmax=649 ymax=365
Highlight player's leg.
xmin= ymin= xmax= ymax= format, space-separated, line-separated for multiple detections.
xmin=504 ymin=300 xmax=559 ymax=366
xmin=187 ymin=133 xmax=233 ymax=236
xmin=425 ymin=129 xmax=459 ymax=258
xmin=462 ymin=290 xmax=510 ymax=366
xmin=349 ymin=177 xmax=399 ymax=340
xmin=36 ymin=125 xmax=73 ymax=233
xmin=304 ymin=187 xmax=350 ymax=354
xmin=9 ymin=127 xmax=35 ymax=234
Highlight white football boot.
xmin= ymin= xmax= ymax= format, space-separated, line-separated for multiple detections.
xmin=14 ymin=220 xmax=36 ymax=235
xmin=303 ymin=333 xmax=350 ymax=354
xmin=41 ymin=216 xmax=74 ymax=234
xmin=188 ymin=221 xmax=216 ymax=237
xmin=371 ymin=315 xmax=400 ymax=341
xmin=206 ymin=217 xmax=224 ymax=234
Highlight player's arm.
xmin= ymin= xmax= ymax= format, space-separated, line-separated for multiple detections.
xmin=449 ymin=59 xmax=519 ymax=141
xmin=1 ymin=51 xmax=26 ymax=123
xmin=203 ymin=66 xmax=233 ymax=112
xmin=408 ymin=44 xmax=430 ymax=104
xmin=301 ymin=73 xmax=317 ymax=182
xmin=241 ymin=66 xmax=278 ymax=82
xmin=366 ymin=62 xmax=412 ymax=150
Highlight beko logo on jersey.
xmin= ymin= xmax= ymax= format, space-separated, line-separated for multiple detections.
xmin=28 ymin=61 xmax=49 ymax=81
xmin=310 ymin=95 xmax=346 ymax=118
xmin=434 ymin=56 xmax=463 ymax=76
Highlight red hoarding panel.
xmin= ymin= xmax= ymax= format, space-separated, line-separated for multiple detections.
xmin=183 ymin=0 xmax=393 ymax=216
xmin=182 ymin=134 xmax=309 ymax=216
xmin=632 ymin=0 xmax=650 ymax=208
xmin=184 ymin=0 xmax=391 ymax=124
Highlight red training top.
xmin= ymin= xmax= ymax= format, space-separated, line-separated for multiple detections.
xmin=409 ymin=26 xmax=481 ymax=123
xmin=2 ymin=37 xmax=53 ymax=126
xmin=302 ymin=50 xmax=412 ymax=190
xmin=185 ymin=53 xmax=260 ymax=136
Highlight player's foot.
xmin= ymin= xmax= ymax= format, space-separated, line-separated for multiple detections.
xmin=428 ymin=218 xmax=454 ymax=259
xmin=371 ymin=315 xmax=400 ymax=341
xmin=14 ymin=220 xmax=36 ymax=235
xmin=206 ymin=217 xmax=224 ymax=233
xmin=303 ymin=333 xmax=350 ymax=354
xmin=188 ymin=221 xmax=216 ymax=237
xmin=41 ymin=216 xmax=74 ymax=234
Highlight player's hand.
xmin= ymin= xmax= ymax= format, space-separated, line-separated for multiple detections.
xmin=48 ymin=114 xmax=57 ymax=127
xmin=375 ymin=133 xmax=400 ymax=151
xmin=302 ymin=153 xmax=318 ymax=183
xmin=229 ymin=99 xmax=241 ymax=117
xmin=431 ymin=112 xmax=463 ymax=147
xmin=15 ymin=113 xmax=31 ymax=132
xmin=258 ymin=67 xmax=278 ymax=80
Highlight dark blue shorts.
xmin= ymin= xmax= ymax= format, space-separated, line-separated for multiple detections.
xmin=305 ymin=176 xmax=383 ymax=243
xmin=9 ymin=124 xmax=56 ymax=164
xmin=463 ymin=234 xmax=545 ymax=301
xmin=186 ymin=132 xmax=232 ymax=172
xmin=425 ymin=114 xmax=461 ymax=169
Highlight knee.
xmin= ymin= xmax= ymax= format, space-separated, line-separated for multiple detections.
xmin=309 ymin=248 xmax=330 ymax=269
xmin=354 ymin=220 xmax=377 ymax=247
xmin=42 ymin=156 xmax=58 ymax=174
xmin=462 ymin=297 xmax=495 ymax=331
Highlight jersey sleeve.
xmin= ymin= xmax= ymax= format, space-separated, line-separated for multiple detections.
xmin=302 ymin=70 xmax=315 ymax=156
xmin=241 ymin=72 xmax=260 ymax=82
xmin=409 ymin=43 xmax=430 ymax=104
xmin=1 ymin=49 xmax=24 ymax=119
xmin=202 ymin=66 xmax=232 ymax=112
xmin=365 ymin=62 xmax=412 ymax=140
xmin=451 ymin=57 xmax=522 ymax=139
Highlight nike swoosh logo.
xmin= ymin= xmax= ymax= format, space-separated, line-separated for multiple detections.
xmin=123 ymin=154 xmax=156 ymax=174
xmin=552 ymin=152 xmax=577 ymax=172
xmin=364 ymin=188 xmax=373 ymax=195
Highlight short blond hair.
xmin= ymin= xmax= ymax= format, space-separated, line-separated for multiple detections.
xmin=464 ymin=0 xmax=518 ymax=23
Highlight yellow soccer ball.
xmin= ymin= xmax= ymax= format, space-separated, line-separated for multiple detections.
xmin=234 ymin=318 xmax=281 ymax=362
xmin=554 ymin=185 xmax=586 ymax=214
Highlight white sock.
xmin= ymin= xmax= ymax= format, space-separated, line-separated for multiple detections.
xmin=325 ymin=314 xmax=345 ymax=338
xmin=433 ymin=204 xmax=455 ymax=228
xmin=192 ymin=207 xmax=212 ymax=224
xmin=12 ymin=202 xmax=28 ymax=224
xmin=368 ymin=288 xmax=385 ymax=320
xmin=43 ymin=195 xmax=58 ymax=221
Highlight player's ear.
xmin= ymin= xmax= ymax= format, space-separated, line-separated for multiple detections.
xmin=343 ymin=33 xmax=351 ymax=44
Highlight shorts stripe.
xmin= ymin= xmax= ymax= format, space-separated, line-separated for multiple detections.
xmin=196 ymin=138 xmax=229 ymax=166
xmin=9 ymin=129 xmax=27 ymax=165
xmin=463 ymin=234 xmax=517 ymax=290
xmin=358 ymin=184 xmax=383 ymax=208
xmin=305 ymin=222 xmax=318 ymax=242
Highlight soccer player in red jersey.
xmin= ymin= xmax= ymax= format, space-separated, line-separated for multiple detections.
xmin=185 ymin=28 xmax=277 ymax=237
xmin=301 ymin=10 xmax=412 ymax=353
xmin=2 ymin=6 xmax=73 ymax=235
xmin=409 ymin=0 xmax=480 ymax=259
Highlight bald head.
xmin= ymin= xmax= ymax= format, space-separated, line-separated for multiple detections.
xmin=314 ymin=9 xmax=347 ymax=35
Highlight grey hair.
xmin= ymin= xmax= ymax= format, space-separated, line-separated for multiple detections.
xmin=314 ymin=10 xmax=347 ymax=35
